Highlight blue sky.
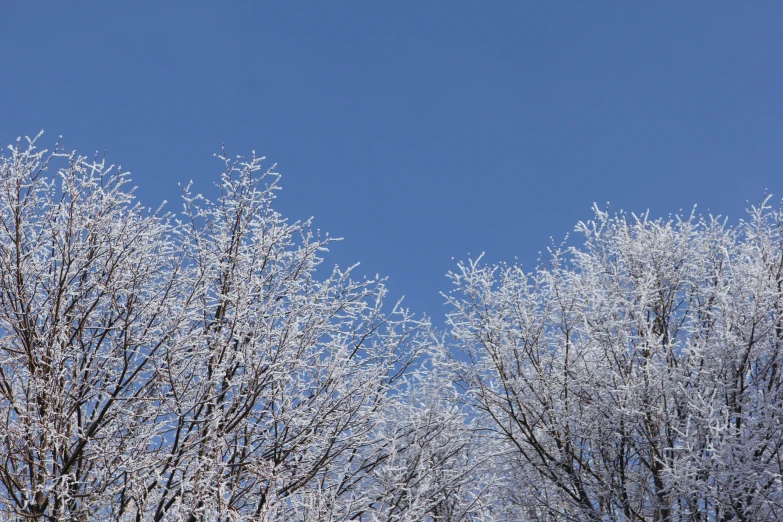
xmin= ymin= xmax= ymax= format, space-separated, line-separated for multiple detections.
xmin=2 ymin=3 xmax=782 ymax=324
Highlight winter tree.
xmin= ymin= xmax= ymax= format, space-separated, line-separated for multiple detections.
xmin=446 ymin=203 xmax=783 ymax=521
xmin=0 ymin=135 xmax=481 ymax=521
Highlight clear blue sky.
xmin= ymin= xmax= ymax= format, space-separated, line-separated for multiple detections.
xmin=2 ymin=3 xmax=782 ymax=324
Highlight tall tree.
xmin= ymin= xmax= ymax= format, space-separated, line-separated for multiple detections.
xmin=447 ymin=202 xmax=783 ymax=521
xmin=0 ymin=136 xmax=480 ymax=521
xmin=0 ymin=135 xmax=185 ymax=520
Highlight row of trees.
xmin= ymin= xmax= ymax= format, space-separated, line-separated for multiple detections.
xmin=0 ymin=136 xmax=781 ymax=521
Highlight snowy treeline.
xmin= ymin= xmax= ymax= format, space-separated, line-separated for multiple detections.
xmin=0 ymin=137 xmax=781 ymax=521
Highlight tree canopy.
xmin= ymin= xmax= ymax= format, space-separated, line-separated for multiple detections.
xmin=0 ymin=136 xmax=781 ymax=521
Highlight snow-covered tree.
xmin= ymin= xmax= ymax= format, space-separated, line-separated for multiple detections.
xmin=0 ymin=135 xmax=479 ymax=521
xmin=446 ymin=202 xmax=783 ymax=521
xmin=0 ymin=135 xmax=185 ymax=520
